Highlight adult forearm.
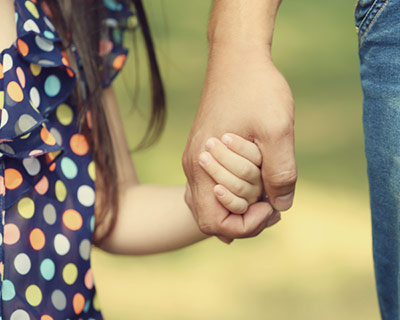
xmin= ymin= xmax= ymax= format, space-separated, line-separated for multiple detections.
xmin=207 ymin=0 xmax=282 ymax=48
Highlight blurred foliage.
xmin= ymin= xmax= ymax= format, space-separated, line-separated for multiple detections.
xmin=92 ymin=0 xmax=379 ymax=319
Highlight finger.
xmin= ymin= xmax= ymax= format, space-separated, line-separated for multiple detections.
xmin=220 ymin=133 xmax=262 ymax=166
xmin=199 ymin=151 xmax=258 ymax=201
xmin=217 ymin=235 xmax=234 ymax=244
xmin=214 ymin=184 xmax=249 ymax=214
xmin=266 ymin=211 xmax=281 ymax=227
xmin=255 ymin=122 xmax=297 ymax=211
xmin=216 ymin=201 xmax=275 ymax=239
xmin=205 ymin=137 xmax=261 ymax=184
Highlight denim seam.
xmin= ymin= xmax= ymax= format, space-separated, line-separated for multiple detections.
xmin=359 ymin=0 xmax=390 ymax=46
xmin=355 ymin=0 xmax=378 ymax=30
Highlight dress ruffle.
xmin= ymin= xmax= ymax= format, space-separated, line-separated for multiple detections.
xmin=101 ymin=0 xmax=136 ymax=87
xmin=0 ymin=0 xmax=135 ymax=209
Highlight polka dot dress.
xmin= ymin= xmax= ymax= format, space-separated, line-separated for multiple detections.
xmin=0 ymin=0 xmax=134 ymax=318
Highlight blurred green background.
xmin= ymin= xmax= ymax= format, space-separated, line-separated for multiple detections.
xmin=92 ymin=0 xmax=379 ymax=319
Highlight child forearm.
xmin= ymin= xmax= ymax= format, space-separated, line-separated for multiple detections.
xmin=98 ymin=184 xmax=210 ymax=255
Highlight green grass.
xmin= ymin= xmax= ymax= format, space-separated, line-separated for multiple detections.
xmin=91 ymin=1 xmax=379 ymax=319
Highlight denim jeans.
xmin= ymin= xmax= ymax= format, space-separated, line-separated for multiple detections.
xmin=356 ymin=0 xmax=400 ymax=318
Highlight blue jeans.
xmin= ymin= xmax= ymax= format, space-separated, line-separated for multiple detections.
xmin=356 ymin=0 xmax=400 ymax=318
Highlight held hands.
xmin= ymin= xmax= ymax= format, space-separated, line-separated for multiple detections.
xmin=182 ymin=45 xmax=296 ymax=241
xmin=184 ymin=132 xmax=281 ymax=243
xmin=199 ymin=133 xmax=264 ymax=215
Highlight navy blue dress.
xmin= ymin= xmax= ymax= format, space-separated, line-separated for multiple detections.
xmin=0 ymin=0 xmax=134 ymax=318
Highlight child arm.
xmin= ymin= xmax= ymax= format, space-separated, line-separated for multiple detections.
xmin=98 ymin=184 xmax=210 ymax=255
xmin=96 ymin=87 xmax=209 ymax=255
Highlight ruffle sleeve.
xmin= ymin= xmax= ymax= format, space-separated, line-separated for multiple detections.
xmin=0 ymin=0 xmax=78 ymax=208
xmin=0 ymin=0 xmax=134 ymax=209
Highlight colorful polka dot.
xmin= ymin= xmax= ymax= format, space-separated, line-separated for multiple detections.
xmin=29 ymin=86 xmax=41 ymax=107
xmin=18 ymin=197 xmax=35 ymax=219
xmin=40 ymin=258 xmax=55 ymax=280
xmin=73 ymin=293 xmax=85 ymax=314
xmin=0 ymin=108 xmax=8 ymax=128
xmin=79 ymin=239 xmax=91 ymax=260
xmin=56 ymin=104 xmax=73 ymax=125
xmin=26 ymin=284 xmax=42 ymax=306
xmin=0 ymin=91 xmax=4 ymax=110
xmin=63 ymin=209 xmax=83 ymax=231
xmin=30 ymin=228 xmax=46 ymax=250
xmin=51 ymin=289 xmax=67 ymax=311
xmin=10 ymin=309 xmax=30 ymax=320
xmin=88 ymin=161 xmax=96 ymax=180
xmin=0 ymin=0 xmax=131 ymax=316
xmin=85 ymin=268 xmax=94 ymax=289
xmin=40 ymin=127 xmax=57 ymax=145
xmin=50 ymin=127 xmax=62 ymax=145
xmin=44 ymin=75 xmax=61 ymax=97
xmin=2 ymin=279 xmax=16 ymax=301
xmin=4 ymin=223 xmax=20 ymax=245
xmin=14 ymin=253 xmax=31 ymax=275
xmin=55 ymin=180 xmax=67 ymax=202
xmin=7 ymin=81 xmax=24 ymax=103
xmin=23 ymin=19 xmax=40 ymax=33
xmin=34 ymin=175 xmax=49 ymax=195
xmin=30 ymin=63 xmax=42 ymax=76
xmin=3 ymin=54 xmax=13 ymax=73
xmin=25 ymin=1 xmax=39 ymax=18
xmin=70 ymin=133 xmax=89 ymax=155
xmin=61 ymin=157 xmax=78 ymax=179
xmin=17 ymin=39 xmax=29 ymax=57
xmin=4 ymin=168 xmax=23 ymax=190
xmin=113 ymin=54 xmax=126 ymax=70
xmin=43 ymin=203 xmax=56 ymax=225
xmin=62 ymin=263 xmax=78 ymax=285
xmin=54 ymin=233 xmax=70 ymax=255
xmin=23 ymin=157 xmax=41 ymax=175
xmin=35 ymin=35 xmax=54 ymax=52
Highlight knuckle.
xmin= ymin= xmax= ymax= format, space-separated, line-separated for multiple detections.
xmin=264 ymin=119 xmax=294 ymax=141
xmin=268 ymin=171 xmax=298 ymax=188
xmin=198 ymin=221 xmax=215 ymax=236
xmin=235 ymin=201 xmax=248 ymax=214
xmin=239 ymin=164 xmax=252 ymax=178
xmin=232 ymin=181 xmax=246 ymax=195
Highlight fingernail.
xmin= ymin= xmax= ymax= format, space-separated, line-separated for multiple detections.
xmin=274 ymin=192 xmax=294 ymax=211
xmin=215 ymin=186 xmax=225 ymax=197
xmin=205 ymin=138 xmax=215 ymax=150
xmin=199 ymin=152 xmax=210 ymax=166
xmin=221 ymin=134 xmax=232 ymax=146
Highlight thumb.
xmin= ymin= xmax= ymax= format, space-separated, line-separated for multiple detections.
xmin=256 ymin=128 xmax=297 ymax=211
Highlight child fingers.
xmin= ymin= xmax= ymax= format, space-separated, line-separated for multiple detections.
xmin=220 ymin=133 xmax=262 ymax=167
xmin=199 ymin=151 xmax=258 ymax=200
xmin=214 ymin=185 xmax=249 ymax=214
xmin=205 ymin=138 xmax=261 ymax=184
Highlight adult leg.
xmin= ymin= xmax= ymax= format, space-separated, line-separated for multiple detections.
xmin=357 ymin=0 xmax=400 ymax=318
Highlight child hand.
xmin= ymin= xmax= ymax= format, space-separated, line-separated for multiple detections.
xmin=199 ymin=133 xmax=263 ymax=214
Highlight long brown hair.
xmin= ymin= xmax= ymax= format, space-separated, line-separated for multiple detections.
xmin=40 ymin=0 xmax=166 ymax=245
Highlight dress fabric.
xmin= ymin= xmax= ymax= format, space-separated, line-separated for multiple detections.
xmin=0 ymin=0 xmax=134 ymax=318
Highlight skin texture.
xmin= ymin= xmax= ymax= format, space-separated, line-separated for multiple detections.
xmin=0 ymin=0 xmax=17 ymax=52
xmin=97 ymin=88 xmax=279 ymax=255
xmin=200 ymin=134 xmax=264 ymax=214
xmin=182 ymin=0 xmax=296 ymax=242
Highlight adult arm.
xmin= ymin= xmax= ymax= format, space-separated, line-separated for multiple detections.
xmin=182 ymin=0 xmax=296 ymax=240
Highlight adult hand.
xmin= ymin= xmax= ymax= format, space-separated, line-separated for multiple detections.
xmin=182 ymin=44 xmax=296 ymax=240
